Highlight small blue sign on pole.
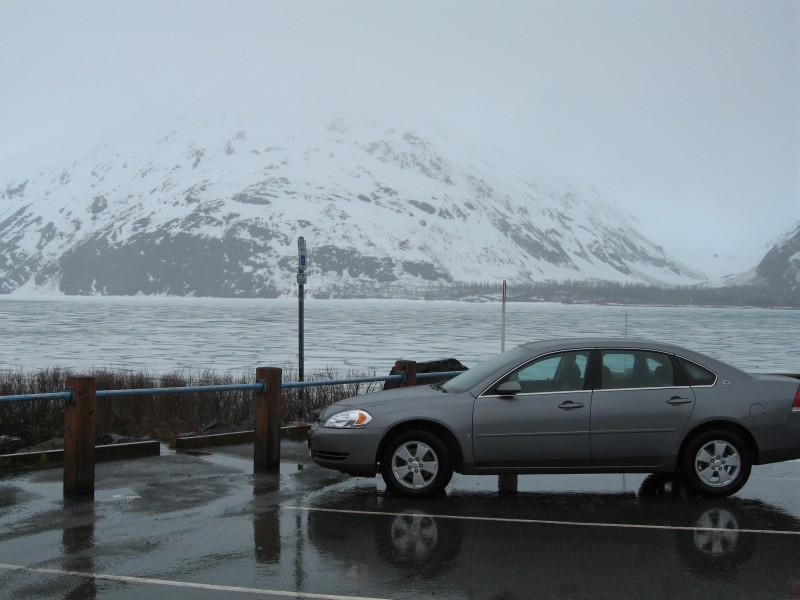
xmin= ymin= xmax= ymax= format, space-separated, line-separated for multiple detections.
xmin=298 ymin=237 xmax=307 ymax=272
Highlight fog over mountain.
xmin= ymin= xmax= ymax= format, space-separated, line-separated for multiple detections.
xmin=2 ymin=1 xmax=797 ymax=288
xmin=0 ymin=115 xmax=717 ymax=299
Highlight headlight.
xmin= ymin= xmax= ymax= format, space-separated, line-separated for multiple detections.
xmin=323 ymin=410 xmax=372 ymax=429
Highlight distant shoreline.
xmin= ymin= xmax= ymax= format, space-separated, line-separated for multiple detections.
xmin=2 ymin=285 xmax=797 ymax=310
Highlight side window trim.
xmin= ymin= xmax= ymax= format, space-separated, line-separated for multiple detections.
xmin=479 ymin=349 xmax=592 ymax=397
xmin=596 ymin=349 xmax=691 ymax=391
xmin=675 ymin=355 xmax=718 ymax=387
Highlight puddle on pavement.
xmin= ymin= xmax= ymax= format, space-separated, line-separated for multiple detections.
xmin=194 ymin=450 xmax=253 ymax=472
xmin=96 ymin=486 xmax=141 ymax=503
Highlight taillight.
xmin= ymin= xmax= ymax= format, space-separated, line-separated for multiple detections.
xmin=794 ymin=385 xmax=800 ymax=411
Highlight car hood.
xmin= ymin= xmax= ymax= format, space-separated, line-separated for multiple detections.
xmin=318 ymin=385 xmax=446 ymax=419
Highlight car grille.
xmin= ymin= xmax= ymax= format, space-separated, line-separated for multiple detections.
xmin=313 ymin=450 xmax=350 ymax=462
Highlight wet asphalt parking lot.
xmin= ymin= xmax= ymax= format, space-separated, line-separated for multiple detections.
xmin=1 ymin=440 xmax=799 ymax=600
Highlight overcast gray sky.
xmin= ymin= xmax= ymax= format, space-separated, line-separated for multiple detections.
xmin=1 ymin=0 xmax=798 ymax=277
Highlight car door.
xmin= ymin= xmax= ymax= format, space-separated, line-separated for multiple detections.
xmin=472 ymin=350 xmax=592 ymax=469
xmin=590 ymin=349 xmax=696 ymax=467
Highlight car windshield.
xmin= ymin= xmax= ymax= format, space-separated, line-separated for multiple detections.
xmin=441 ymin=347 xmax=529 ymax=394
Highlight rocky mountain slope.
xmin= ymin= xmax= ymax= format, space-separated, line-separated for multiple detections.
xmin=725 ymin=223 xmax=800 ymax=295
xmin=0 ymin=115 xmax=707 ymax=298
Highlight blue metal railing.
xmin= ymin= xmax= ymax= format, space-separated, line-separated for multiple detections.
xmin=416 ymin=371 xmax=464 ymax=380
xmin=0 ymin=391 xmax=73 ymax=402
xmin=96 ymin=383 xmax=265 ymax=398
xmin=0 ymin=370 xmax=465 ymax=403
xmin=281 ymin=374 xmax=402 ymax=390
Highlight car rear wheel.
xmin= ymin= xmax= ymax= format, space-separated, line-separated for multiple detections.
xmin=681 ymin=429 xmax=751 ymax=497
xmin=381 ymin=430 xmax=452 ymax=498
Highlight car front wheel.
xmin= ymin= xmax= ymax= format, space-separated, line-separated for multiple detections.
xmin=381 ymin=430 xmax=452 ymax=498
xmin=681 ymin=430 xmax=752 ymax=497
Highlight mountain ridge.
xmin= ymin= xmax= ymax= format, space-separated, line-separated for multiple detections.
xmin=0 ymin=115 xmax=755 ymax=299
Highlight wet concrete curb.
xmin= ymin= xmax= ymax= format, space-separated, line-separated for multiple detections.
xmin=0 ymin=425 xmax=311 ymax=471
xmin=175 ymin=424 xmax=311 ymax=450
xmin=0 ymin=440 xmax=161 ymax=469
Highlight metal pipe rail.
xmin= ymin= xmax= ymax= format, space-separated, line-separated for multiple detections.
xmin=0 ymin=380 xmax=383 ymax=401
xmin=0 ymin=370 xmax=464 ymax=401
xmin=282 ymin=374 xmax=402 ymax=389
xmin=0 ymin=384 xmax=267 ymax=403
xmin=0 ymin=391 xmax=73 ymax=403
xmin=97 ymin=383 xmax=265 ymax=398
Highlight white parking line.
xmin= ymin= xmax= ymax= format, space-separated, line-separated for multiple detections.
xmin=285 ymin=506 xmax=800 ymax=536
xmin=0 ymin=563 xmax=391 ymax=600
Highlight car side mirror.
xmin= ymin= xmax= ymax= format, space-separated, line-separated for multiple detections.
xmin=495 ymin=381 xmax=522 ymax=397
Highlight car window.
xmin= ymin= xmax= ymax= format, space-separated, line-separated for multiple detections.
xmin=677 ymin=357 xmax=717 ymax=386
xmin=442 ymin=346 xmax=529 ymax=394
xmin=600 ymin=350 xmax=674 ymax=389
xmin=501 ymin=351 xmax=589 ymax=393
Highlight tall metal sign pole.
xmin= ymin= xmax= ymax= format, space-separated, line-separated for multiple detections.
xmin=297 ymin=237 xmax=307 ymax=418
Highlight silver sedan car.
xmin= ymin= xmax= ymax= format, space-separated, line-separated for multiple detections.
xmin=309 ymin=338 xmax=800 ymax=498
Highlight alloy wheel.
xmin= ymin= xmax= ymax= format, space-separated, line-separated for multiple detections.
xmin=694 ymin=440 xmax=741 ymax=488
xmin=391 ymin=440 xmax=440 ymax=490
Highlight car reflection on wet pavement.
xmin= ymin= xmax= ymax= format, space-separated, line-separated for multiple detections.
xmin=299 ymin=474 xmax=800 ymax=599
xmin=1 ymin=442 xmax=799 ymax=599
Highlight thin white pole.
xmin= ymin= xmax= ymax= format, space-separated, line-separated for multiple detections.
xmin=501 ymin=280 xmax=507 ymax=352
xmin=498 ymin=279 xmax=517 ymax=493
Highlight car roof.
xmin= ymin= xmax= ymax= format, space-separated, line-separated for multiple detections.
xmin=517 ymin=337 xmax=748 ymax=376
xmin=520 ymin=337 xmax=691 ymax=354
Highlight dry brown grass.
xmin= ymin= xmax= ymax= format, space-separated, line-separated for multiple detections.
xmin=0 ymin=366 xmax=384 ymax=447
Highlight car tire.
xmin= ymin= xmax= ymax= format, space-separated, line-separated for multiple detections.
xmin=381 ymin=430 xmax=453 ymax=498
xmin=681 ymin=429 xmax=752 ymax=497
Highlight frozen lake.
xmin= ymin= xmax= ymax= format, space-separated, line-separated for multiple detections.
xmin=0 ymin=296 xmax=798 ymax=375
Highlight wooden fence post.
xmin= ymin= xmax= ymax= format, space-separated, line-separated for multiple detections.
xmin=498 ymin=473 xmax=518 ymax=494
xmin=64 ymin=376 xmax=96 ymax=498
xmin=394 ymin=360 xmax=417 ymax=388
xmin=254 ymin=367 xmax=282 ymax=471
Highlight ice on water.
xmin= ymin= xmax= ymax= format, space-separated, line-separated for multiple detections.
xmin=0 ymin=296 xmax=797 ymax=375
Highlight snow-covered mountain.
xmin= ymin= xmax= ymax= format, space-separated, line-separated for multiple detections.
xmin=0 ymin=115 xmax=707 ymax=298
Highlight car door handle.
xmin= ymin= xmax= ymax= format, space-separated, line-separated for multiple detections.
xmin=558 ymin=401 xmax=585 ymax=410
xmin=666 ymin=397 xmax=693 ymax=405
